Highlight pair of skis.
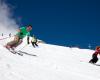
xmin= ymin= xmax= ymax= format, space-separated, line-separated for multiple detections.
xmin=9 ymin=50 xmax=37 ymax=57
xmin=80 ymin=60 xmax=100 ymax=66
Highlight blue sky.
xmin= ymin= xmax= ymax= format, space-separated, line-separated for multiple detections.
xmin=7 ymin=0 xmax=100 ymax=49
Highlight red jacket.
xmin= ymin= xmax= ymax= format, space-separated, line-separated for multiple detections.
xmin=94 ymin=50 xmax=100 ymax=55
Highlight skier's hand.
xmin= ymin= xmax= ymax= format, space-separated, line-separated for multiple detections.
xmin=28 ymin=42 xmax=30 ymax=44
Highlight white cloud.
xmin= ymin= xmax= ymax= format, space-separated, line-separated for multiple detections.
xmin=0 ymin=0 xmax=19 ymax=36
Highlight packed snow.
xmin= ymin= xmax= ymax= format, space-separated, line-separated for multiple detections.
xmin=0 ymin=36 xmax=100 ymax=80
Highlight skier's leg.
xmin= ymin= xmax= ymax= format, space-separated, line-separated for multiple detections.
xmin=35 ymin=42 xmax=38 ymax=47
xmin=89 ymin=54 xmax=95 ymax=63
xmin=5 ymin=41 xmax=18 ymax=50
xmin=89 ymin=54 xmax=98 ymax=63
xmin=31 ymin=42 xmax=33 ymax=46
xmin=5 ymin=36 xmax=19 ymax=50
xmin=32 ymin=42 xmax=35 ymax=47
xmin=92 ymin=54 xmax=98 ymax=63
xmin=5 ymin=44 xmax=11 ymax=50
xmin=14 ymin=39 xmax=23 ymax=48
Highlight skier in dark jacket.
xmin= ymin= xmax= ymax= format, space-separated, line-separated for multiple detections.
xmin=89 ymin=46 xmax=100 ymax=64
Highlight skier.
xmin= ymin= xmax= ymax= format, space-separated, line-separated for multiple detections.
xmin=5 ymin=25 xmax=32 ymax=50
xmin=89 ymin=46 xmax=100 ymax=64
xmin=2 ymin=33 xmax=3 ymax=36
xmin=31 ymin=35 xmax=38 ymax=48
xmin=9 ymin=33 xmax=11 ymax=37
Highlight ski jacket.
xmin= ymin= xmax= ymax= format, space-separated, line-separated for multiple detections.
xmin=94 ymin=50 xmax=100 ymax=55
xmin=31 ymin=36 xmax=37 ymax=42
xmin=16 ymin=27 xmax=30 ymax=39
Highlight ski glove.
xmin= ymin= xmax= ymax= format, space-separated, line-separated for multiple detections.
xmin=28 ymin=41 xmax=30 ymax=44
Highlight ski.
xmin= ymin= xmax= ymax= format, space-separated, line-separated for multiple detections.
xmin=89 ymin=62 xmax=100 ymax=66
xmin=4 ymin=46 xmax=37 ymax=56
xmin=94 ymin=64 xmax=100 ymax=66
xmin=4 ymin=46 xmax=23 ymax=56
xmin=18 ymin=50 xmax=37 ymax=56
xmin=10 ymin=50 xmax=23 ymax=56
xmin=80 ymin=60 xmax=100 ymax=66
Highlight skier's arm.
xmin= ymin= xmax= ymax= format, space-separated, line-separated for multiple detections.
xmin=18 ymin=27 xmax=26 ymax=32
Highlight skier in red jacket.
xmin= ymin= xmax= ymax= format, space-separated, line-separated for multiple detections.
xmin=89 ymin=46 xmax=100 ymax=64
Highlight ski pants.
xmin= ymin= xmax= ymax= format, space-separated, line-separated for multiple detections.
xmin=89 ymin=54 xmax=98 ymax=63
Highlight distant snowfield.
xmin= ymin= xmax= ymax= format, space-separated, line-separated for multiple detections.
xmin=0 ymin=37 xmax=100 ymax=80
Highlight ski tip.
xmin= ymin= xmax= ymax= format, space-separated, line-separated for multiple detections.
xmin=32 ymin=55 xmax=37 ymax=57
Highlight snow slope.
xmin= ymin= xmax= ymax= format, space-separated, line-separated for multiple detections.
xmin=0 ymin=37 xmax=100 ymax=80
